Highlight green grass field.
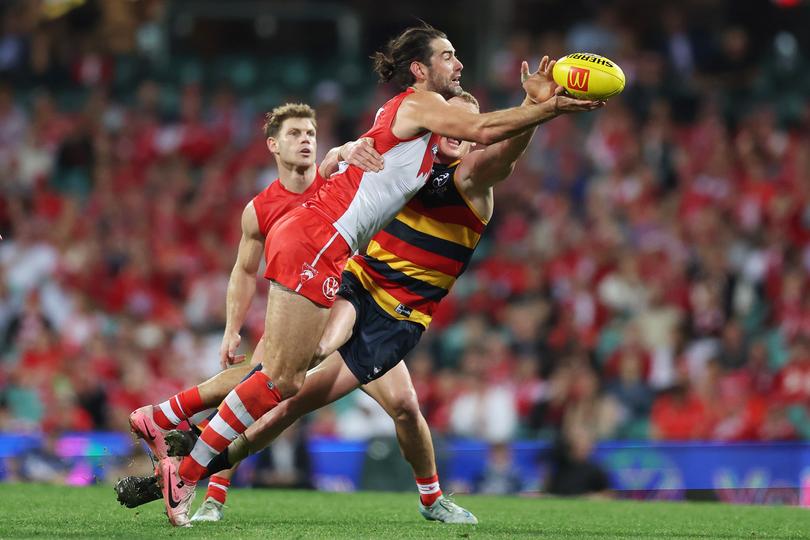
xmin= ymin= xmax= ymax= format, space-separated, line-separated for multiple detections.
xmin=1 ymin=484 xmax=809 ymax=539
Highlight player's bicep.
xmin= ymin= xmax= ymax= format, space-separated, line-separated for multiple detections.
xmin=464 ymin=144 xmax=518 ymax=189
xmin=399 ymin=93 xmax=484 ymax=142
xmin=454 ymin=149 xmax=506 ymax=194
xmin=236 ymin=203 xmax=264 ymax=275
xmin=236 ymin=234 xmax=264 ymax=275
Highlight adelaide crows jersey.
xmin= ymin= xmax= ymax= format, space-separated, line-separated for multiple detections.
xmin=345 ymin=160 xmax=488 ymax=329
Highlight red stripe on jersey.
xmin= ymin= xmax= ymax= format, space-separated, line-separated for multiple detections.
xmin=406 ymin=197 xmax=486 ymax=234
xmin=302 ymin=89 xmax=437 ymax=228
xmin=372 ymin=228 xmax=465 ymax=276
xmin=354 ymin=257 xmax=438 ymax=314
xmin=365 ymin=88 xmax=430 ymax=149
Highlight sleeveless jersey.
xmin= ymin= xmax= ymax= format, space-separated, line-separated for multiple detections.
xmin=345 ymin=160 xmax=488 ymax=329
xmin=252 ymin=172 xmax=326 ymax=236
xmin=303 ymin=88 xmax=441 ymax=252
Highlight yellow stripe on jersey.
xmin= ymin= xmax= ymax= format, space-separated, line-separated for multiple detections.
xmin=395 ymin=205 xmax=481 ymax=249
xmin=365 ymin=240 xmax=457 ymax=290
xmin=345 ymin=258 xmax=432 ymax=328
xmin=455 ymin=181 xmax=491 ymax=226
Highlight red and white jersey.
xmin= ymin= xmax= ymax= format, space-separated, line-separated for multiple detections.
xmin=252 ymin=171 xmax=326 ymax=236
xmin=304 ymin=88 xmax=440 ymax=251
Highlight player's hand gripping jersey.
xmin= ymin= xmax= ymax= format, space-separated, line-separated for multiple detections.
xmin=263 ymin=89 xmax=440 ymax=307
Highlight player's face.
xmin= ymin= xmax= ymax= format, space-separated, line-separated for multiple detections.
xmin=424 ymin=37 xmax=463 ymax=99
xmin=436 ymin=98 xmax=477 ymax=162
xmin=268 ymin=117 xmax=317 ymax=168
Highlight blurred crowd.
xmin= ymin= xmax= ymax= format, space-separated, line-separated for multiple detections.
xmin=2 ymin=1 xmax=810 ymax=484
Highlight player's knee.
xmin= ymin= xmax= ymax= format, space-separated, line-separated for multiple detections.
xmin=389 ymin=389 xmax=421 ymax=425
xmin=312 ymin=343 xmax=328 ymax=363
xmin=273 ymin=372 xmax=306 ymax=399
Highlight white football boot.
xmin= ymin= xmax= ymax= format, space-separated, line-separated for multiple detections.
xmin=191 ymin=497 xmax=224 ymax=522
xmin=418 ymin=495 xmax=478 ymax=524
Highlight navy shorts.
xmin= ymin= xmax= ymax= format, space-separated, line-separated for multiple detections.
xmin=337 ymin=272 xmax=423 ymax=384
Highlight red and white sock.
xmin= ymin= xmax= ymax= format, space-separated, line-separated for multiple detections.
xmin=206 ymin=474 xmax=231 ymax=504
xmin=153 ymin=387 xmax=205 ymax=431
xmin=179 ymin=371 xmax=282 ymax=483
xmin=416 ymin=474 xmax=443 ymax=507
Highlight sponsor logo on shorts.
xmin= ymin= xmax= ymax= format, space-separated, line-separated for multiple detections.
xmin=322 ymin=276 xmax=340 ymax=301
xmin=395 ymin=303 xmax=413 ymax=317
xmin=300 ymin=263 xmax=318 ymax=284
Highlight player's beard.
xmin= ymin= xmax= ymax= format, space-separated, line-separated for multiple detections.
xmin=427 ymin=71 xmax=462 ymax=99
xmin=447 ymin=83 xmax=463 ymax=98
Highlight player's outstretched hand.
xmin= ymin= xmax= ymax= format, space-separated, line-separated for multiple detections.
xmin=219 ymin=332 xmax=246 ymax=369
xmin=521 ymin=56 xmax=560 ymax=104
xmin=550 ymin=88 xmax=605 ymax=113
xmin=345 ymin=137 xmax=384 ymax=172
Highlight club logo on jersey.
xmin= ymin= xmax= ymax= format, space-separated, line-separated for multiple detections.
xmin=395 ymin=303 xmax=413 ymax=317
xmin=322 ymin=276 xmax=340 ymax=301
xmin=431 ymin=171 xmax=450 ymax=189
xmin=567 ymin=67 xmax=590 ymax=92
xmin=300 ymin=263 xmax=318 ymax=284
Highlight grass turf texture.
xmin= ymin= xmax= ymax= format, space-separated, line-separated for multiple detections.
xmin=1 ymin=484 xmax=809 ymax=539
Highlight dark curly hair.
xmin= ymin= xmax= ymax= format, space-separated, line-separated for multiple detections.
xmin=371 ymin=23 xmax=447 ymax=90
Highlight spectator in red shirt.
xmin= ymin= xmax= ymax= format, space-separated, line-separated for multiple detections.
xmin=651 ymin=380 xmax=711 ymax=440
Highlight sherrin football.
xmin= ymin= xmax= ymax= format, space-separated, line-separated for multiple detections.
xmin=552 ymin=53 xmax=626 ymax=100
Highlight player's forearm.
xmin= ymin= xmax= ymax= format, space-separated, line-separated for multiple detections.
xmin=224 ymin=268 xmax=257 ymax=334
xmin=318 ymin=145 xmax=344 ymax=178
xmin=318 ymin=140 xmax=361 ymax=178
xmin=474 ymin=99 xmax=557 ymax=145
xmin=482 ymin=96 xmax=538 ymax=169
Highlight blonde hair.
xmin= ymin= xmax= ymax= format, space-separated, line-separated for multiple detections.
xmin=263 ymin=103 xmax=316 ymax=138
xmin=456 ymin=90 xmax=479 ymax=110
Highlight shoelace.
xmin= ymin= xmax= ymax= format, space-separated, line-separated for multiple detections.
xmin=437 ymin=495 xmax=460 ymax=511
xmin=203 ymin=499 xmax=226 ymax=511
xmin=437 ymin=494 xmax=473 ymax=516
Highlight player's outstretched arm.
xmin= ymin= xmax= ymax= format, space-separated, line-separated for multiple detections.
xmin=220 ymin=202 xmax=264 ymax=369
xmin=395 ymin=74 xmax=602 ymax=145
xmin=453 ymin=98 xmax=535 ymax=194
xmin=457 ymin=57 xmax=566 ymax=191
xmin=319 ymin=138 xmax=384 ymax=178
